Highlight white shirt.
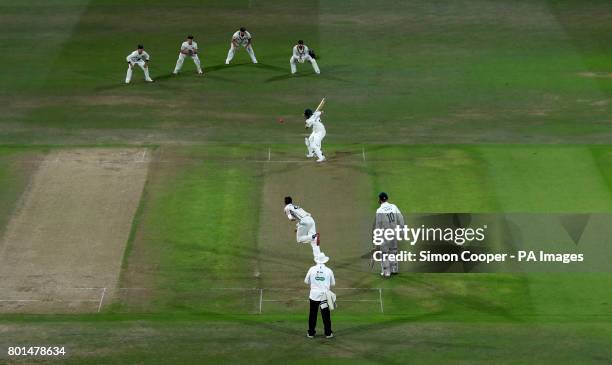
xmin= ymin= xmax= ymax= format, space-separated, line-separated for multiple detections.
xmin=284 ymin=204 xmax=310 ymax=222
xmin=305 ymin=111 xmax=326 ymax=135
xmin=232 ymin=30 xmax=252 ymax=46
xmin=304 ymin=264 xmax=335 ymax=301
xmin=376 ymin=201 xmax=402 ymax=215
xmin=293 ymin=44 xmax=309 ymax=59
xmin=180 ymin=41 xmax=198 ymax=54
xmin=126 ymin=50 xmax=150 ymax=63
xmin=375 ymin=201 xmax=405 ymax=229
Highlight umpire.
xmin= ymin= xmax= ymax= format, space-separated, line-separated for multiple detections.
xmin=374 ymin=192 xmax=405 ymax=277
xmin=304 ymin=252 xmax=335 ymax=338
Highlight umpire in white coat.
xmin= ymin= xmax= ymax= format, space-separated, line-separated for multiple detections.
xmin=304 ymin=252 xmax=335 ymax=338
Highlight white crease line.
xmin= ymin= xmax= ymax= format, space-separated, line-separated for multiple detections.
xmin=259 ymin=289 xmax=263 ymax=314
xmin=362 ymin=145 xmax=366 ymax=162
xmin=262 ymin=299 xmax=379 ymax=302
xmin=0 ymin=300 xmax=41 ymax=302
xmin=97 ymin=287 xmax=107 ymax=313
xmin=379 ymin=288 xmax=384 ymax=313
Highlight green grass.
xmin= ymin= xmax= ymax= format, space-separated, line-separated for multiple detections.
xmin=1 ymin=144 xmax=612 ymax=363
xmin=2 ymin=317 xmax=611 ymax=364
xmin=118 ymin=145 xmax=264 ymax=312
xmin=2 ymin=0 xmax=612 ymax=363
xmin=2 ymin=0 xmax=612 ymax=144
xmin=367 ymin=145 xmax=612 ymax=212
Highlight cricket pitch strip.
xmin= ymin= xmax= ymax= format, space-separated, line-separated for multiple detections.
xmin=0 ymin=148 xmax=149 ymax=313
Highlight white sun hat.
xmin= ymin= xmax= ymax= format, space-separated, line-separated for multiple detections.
xmin=314 ymin=252 xmax=329 ymax=264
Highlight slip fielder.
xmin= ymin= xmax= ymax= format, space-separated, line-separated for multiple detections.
xmin=290 ymin=40 xmax=320 ymax=75
xmin=225 ymin=27 xmax=258 ymax=64
xmin=304 ymin=98 xmax=327 ymax=163
xmin=125 ymin=44 xmax=153 ymax=84
xmin=284 ymin=196 xmax=321 ymax=257
xmin=173 ymin=35 xmax=203 ymax=75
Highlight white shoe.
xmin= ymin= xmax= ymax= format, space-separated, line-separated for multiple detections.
xmin=225 ymin=61 xmax=230 ymax=65
xmin=316 ymin=157 xmax=326 ymax=163
xmin=253 ymin=60 xmax=258 ymax=64
xmin=145 ymin=79 xmax=154 ymax=83
xmin=172 ymin=71 xmax=178 ymax=75
xmin=326 ymin=333 xmax=334 ymax=339
xmin=306 ymin=154 xmax=314 ymax=158
xmin=125 ymin=81 xmax=130 ymax=84
xmin=198 ymin=71 xmax=203 ymax=75
xmin=306 ymin=334 xmax=314 ymax=339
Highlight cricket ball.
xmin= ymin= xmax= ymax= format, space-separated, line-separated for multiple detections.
xmin=278 ymin=117 xmax=285 ymax=124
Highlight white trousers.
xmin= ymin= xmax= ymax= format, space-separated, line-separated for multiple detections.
xmin=226 ymin=43 xmax=257 ymax=64
xmin=125 ymin=60 xmax=152 ymax=83
xmin=174 ymin=53 xmax=203 ymax=73
xmin=306 ymin=131 xmax=326 ymax=160
xmin=290 ymin=55 xmax=320 ymax=74
xmin=297 ymin=216 xmax=320 ymax=257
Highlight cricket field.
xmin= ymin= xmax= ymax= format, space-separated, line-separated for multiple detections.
xmin=1 ymin=0 xmax=612 ymax=364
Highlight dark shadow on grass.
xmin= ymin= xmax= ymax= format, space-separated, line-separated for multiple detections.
xmin=265 ymin=71 xmax=351 ymax=83
xmin=205 ymin=62 xmax=248 ymax=73
xmin=254 ymin=62 xmax=287 ymax=73
xmin=204 ymin=74 xmax=243 ymax=84
xmin=265 ymin=72 xmax=310 ymax=83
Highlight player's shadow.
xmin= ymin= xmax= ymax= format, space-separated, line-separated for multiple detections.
xmin=154 ymin=72 xmax=175 ymax=81
xmin=265 ymin=72 xmax=312 ymax=83
xmin=254 ymin=62 xmax=287 ymax=73
xmin=205 ymin=62 xmax=249 ymax=73
xmin=265 ymin=71 xmax=351 ymax=83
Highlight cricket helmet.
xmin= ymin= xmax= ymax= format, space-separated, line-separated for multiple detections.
xmin=304 ymin=108 xmax=313 ymax=118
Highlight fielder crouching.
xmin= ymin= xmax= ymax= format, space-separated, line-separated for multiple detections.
xmin=290 ymin=40 xmax=320 ymax=75
xmin=304 ymin=252 xmax=336 ymax=339
xmin=125 ymin=44 xmax=153 ymax=84
xmin=173 ymin=35 xmax=204 ymax=75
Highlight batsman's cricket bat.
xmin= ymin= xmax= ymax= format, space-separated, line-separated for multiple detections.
xmin=315 ymin=97 xmax=326 ymax=112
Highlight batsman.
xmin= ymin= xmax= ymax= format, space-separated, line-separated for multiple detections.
xmin=304 ymin=97 xmax=327 ymax=163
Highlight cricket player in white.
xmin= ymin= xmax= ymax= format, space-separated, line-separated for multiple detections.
xmin=290 ymin=40 xmax=320 ymax=75
xmin=284 ymin=196 xmax=321 ymax=257
xmin=374 ymin=192 xmax=405 ymax=277
xmin=304 ymin=252 xmax=335 ymax=338
xmin=304 ymin=108 xmax=326 ymax=162
xmin=173 ymin=35 xmax=203 ymax=75
xmin=125 ymin=45 xmax=153 ymax=84
xmin=225 ymin=27 xmax=257 ymax=64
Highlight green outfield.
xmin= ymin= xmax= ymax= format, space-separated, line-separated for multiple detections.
xmin=1 ymin=0 xmax=612 ymax=364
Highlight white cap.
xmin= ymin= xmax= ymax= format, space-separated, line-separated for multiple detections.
xmin=314 ymin=252 xmax=329 ymax=264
